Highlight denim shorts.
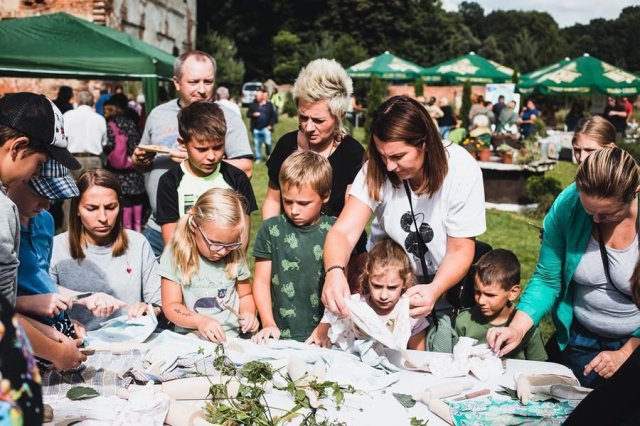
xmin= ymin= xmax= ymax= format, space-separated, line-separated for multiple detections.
xmin=561 ymin=320 xmax=627 ymax=388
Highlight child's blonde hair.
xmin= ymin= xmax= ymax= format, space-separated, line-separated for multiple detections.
xmin=279 ymin=150 xmax=332 ymax=198
xmin=358 ymin=238 xmax=416 ymax=293
xmin=169 ymin=188 xmax=246 ymax=284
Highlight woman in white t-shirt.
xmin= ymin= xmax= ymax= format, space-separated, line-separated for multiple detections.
xmin=322 ymin=96 xmax=486 ymax=318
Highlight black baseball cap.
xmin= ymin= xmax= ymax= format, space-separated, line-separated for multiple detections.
xmin=0 ymin=93 xmax=81 ymax=170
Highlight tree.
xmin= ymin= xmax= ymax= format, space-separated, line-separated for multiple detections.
xmin=272 ymin=30 xmax=304 ymax=83
xmin=458 ymin=1 xmax=485 ymax=39
xmin=197 ymin=31 xmax=245 ymax=93
xmin=364 ymin=77 xmax=386 ymax=142
xmin=460 ymin=80 xmax=472 ymax=129
xmin=478 ymin=35 xmax=504 ymax=64
xmin=414 ymin=79 xmax=424 ymax=98
xmin=331 ymin=34 xmax=369 ymax=69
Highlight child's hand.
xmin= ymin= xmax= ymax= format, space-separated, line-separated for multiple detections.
xmin=72 ymin=320 xmax=87 ymax=339
xmin=79 ymin=293 xmax=127 ymax=317
xmin=304 ymin=323 xmax=332 ymax=348
xmin=252 ymin=326 xmax=280 ymax=344
xmin=127 ymin=302 xmax=150 ymax=319
xmin=197 ymin=317 xmax=227 ymax=342
xmin=16 ymin=294 xmax=72 ymax=317
xmin=238 ymin=313 xmax=259 ymax=334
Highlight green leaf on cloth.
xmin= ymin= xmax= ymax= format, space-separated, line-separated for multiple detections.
xmin=66 ymin=386 xmax=99 ymax=400
xmin=496 ymin=386 xmax=519 ymax=400
xmin=393 ymin=392 xmax=416 ymax=408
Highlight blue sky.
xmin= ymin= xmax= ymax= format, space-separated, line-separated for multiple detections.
xmin=441 ymin=0 xmax=637 ymax=28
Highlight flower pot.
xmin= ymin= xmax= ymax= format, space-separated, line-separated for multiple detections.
xmin=501 ymin=151 xmax=513 ymax=164
xmin=478 ymin=149 xmax=491 ymax=162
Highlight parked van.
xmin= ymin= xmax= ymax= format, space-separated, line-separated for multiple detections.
xmin=241 ymin=82 xmax=263 ymax=106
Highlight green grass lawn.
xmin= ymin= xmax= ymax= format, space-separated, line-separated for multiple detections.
xmin=246 ymin=111 xmax=577 ymax=341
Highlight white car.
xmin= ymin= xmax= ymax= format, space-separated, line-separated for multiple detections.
xmin=241 ymin=81 xmax=263 ymax=107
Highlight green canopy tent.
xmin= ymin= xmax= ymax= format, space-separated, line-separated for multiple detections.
xmin=346 ymin=51 xmax=427 ymax=81
xmin=0 ymin=12 xmax=176 ymax=110
xmin=518 ymin=54 xmax=640 ymax=96
xmin=420 ymin=52 xmax=514 ymax=84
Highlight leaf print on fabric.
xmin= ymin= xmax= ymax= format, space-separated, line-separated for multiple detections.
xmin=268 ymin=224 xmax=280 ymax=237
xmin=319 ymin=221 xmax=332 ymax=231
xmin=281 ymin=258 xmax=300 ymax=271
xmin=284 ymin=233 xmax=298 ymax=249
xmin=271 ymin=274 xmax=280 ymax=286
xmin=310 ymin=293 xmax=319 ymax=307
xmin=280 ymin=329 xmax=292 ymax=338
xmin=280 ymin=307 xmax=296 ymax=318
xmin=313 ymin=245 xmax=323 ymax=261
xmin=281 ymin=282 xmax=295 ymax=299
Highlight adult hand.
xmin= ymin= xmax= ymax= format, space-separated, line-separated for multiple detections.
xmin=197 ymin=317 xmax=226 ymax=343
xmin=403 ymin=284 xmax=438 ymax=318
xmin=252 ymin=326 xmax=280 ymax=345
xmin=132 ymin=147 xmax=156 ymax=167
xmin=584 ymin=348 xmax=631 ymax=379
xmin=17 ymin=294 xmax=72 ymax=317
xmin=239 ymin=313 xmax=259 ymax=334
xmin=304 ymin=324 xmax=331 ymax=348
xmin=321 ymin=269 xmax=351 ymax=318
xmin=127 ymin=302 xmax=150 ymax=319
xmin=169 ymin=146 xmax=188 ymax=163
xmin=52 ymin=338 xmax=87 ymax=372
xmin=486 ymin=325 xmax=525 ymax=357
xmin=79 ymin=293 xmax=127 ymax=317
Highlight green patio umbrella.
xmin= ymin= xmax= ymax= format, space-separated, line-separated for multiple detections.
xmin=346 ymin=51 xmax=427 ymax=81
xmin=420 ymin=52 xmax=514 ymax=84
xmin=518 ymin=54 xmax=640 ymax=96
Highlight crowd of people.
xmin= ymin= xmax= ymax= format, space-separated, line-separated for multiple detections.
xmin=1 ymin=50 xmax=639 ymax=423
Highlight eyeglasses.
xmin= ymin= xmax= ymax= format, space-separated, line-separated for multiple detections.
xmin=194 ymin=221 xmax=242 ymax=253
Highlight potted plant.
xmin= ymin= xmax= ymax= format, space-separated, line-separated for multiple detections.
xmin=497 ymin=143 xmax=514 ymax=164
xmin=477 ymin=145 xmax=491 ymax=162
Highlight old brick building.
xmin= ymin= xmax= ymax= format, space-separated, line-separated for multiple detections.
xmin=0 ymin=0 xmax=196 ymax=100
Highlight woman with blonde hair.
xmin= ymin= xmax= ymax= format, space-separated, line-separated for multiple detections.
xmin=262 ymin=58 xmax=366 ymax=292
xmin=50 ymin=169 xmax=161 ymax=330
xmin=571 ymin=115 xmax=616 ymax=164
xmin=159 ymin=188 xmax=258 ymax=342
xmin=489 ymin=147 xmax=640 ymax=388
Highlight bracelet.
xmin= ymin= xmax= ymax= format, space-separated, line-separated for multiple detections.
xmin=325 ymin=265 xmax=345 ymax=274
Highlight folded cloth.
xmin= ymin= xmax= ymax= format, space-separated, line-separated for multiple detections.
xmin=428 ymin=337 xmax=504 ymax=380
xmin=515 ymin=373 xmax=588 ymax=405
xmin=449 ymin=395 xmax=576 ymax=425
xmin=85 ymin=305 xmax=157 ymax=347
xmin=142 ymin=330 xmax=216 ymax=374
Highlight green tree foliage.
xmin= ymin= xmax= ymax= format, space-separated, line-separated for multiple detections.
xmin=272 ymin=31 xmax=304 ymax=83
xmin=459 ymin=1 xmax=485 ymax=39
xmin=460 ymin=80 xmax=472 ymax=129
xmin=413 ymin=79 xmax=424 ymax=98
xmin=364 ymin=77 xmax=386 ymax=142
xmin=282 ymin=90 xmax=297 ymax=118
xmin=197 ymin=31 xmax=245 ymax=93
xmin=478 ymin=35 xmax=504 ymax=64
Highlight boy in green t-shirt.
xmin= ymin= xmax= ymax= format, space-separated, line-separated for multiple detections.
xmin=252 ymin=151 xmax=335 ymax=344
xmin=455 ymin=249 xmax=548 ymax=361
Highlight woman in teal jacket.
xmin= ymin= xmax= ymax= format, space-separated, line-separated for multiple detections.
xmin=488 ymin=147 xmax=640 ymax=387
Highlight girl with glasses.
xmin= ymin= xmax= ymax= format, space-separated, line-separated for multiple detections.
xmin=158 ymin=188 xmax=258 ymax=342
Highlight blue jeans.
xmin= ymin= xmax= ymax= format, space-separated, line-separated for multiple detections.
xmin=253 ymin=128 xmax=272 ymax=161
xmin=143 ymin=226 xmax=164 ymax=258
xmin=561 ymin=320 xmax=627 ymax=388
xmin=439 ymin=126 xmax=452 ymax=140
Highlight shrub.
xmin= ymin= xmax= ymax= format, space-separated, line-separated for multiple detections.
xmin=460 ymin=80 xmax=472 ymax=129
xmin=364 ymin=77 xmax=386 ymax=142
xmin=526 ymin=175 xmax=562 ymax=217
xmin=413 ymin=79 xmax=424 ymax=98
xmin=282 ymin=91 xmax=297 ymax=118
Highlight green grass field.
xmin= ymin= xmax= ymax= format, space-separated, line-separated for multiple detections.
xmin=246 ymin=112 xmax=577 ymax=341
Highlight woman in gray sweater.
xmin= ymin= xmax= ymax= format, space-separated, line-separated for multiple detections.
xmin=50 ymin=169 xmax=161 ymax=330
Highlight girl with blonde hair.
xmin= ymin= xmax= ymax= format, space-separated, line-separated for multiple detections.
xmin=159 ymin=187 xmax=258 ymax=342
